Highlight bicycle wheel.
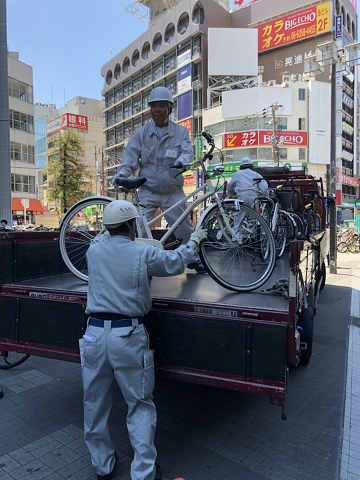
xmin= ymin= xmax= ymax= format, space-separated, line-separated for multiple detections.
xmin=273 ymin=212 xmax=290 ymax=258
xmin=337 ymin=242 xmax=348 ymax=253
xmin=198 ymin=200 xmax=276 ymax=292
xmin=59 ymin=196 xmax=113 ymax=282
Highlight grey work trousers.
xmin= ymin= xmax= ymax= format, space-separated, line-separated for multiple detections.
xmin=79 ymin=321 xmax=157 ymax=480
xmin=138 ymin=188 xmax=193 ymax=242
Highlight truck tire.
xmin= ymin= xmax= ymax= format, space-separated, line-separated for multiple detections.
xmin=299 ymin=304 xmax=314 ymax=366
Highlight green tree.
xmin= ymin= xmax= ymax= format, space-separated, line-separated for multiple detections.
xmin=46 ymin=130 xmax=89 ymax=214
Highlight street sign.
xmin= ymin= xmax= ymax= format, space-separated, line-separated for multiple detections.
xmin=335 ymin=15 xmax=343 ymax=39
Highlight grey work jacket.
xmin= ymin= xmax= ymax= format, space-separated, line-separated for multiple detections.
xmin=115 ymin=120 xmax=193 ymax=194
xmin=85 ymin=232 xmax=197 ymax=317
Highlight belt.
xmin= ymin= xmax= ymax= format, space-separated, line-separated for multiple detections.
xmin=88 ymin=315 xmax=143 ymax=329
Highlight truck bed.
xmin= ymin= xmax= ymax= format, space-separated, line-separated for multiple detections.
xmin=2 ymin=255 xmax=290 ymax=314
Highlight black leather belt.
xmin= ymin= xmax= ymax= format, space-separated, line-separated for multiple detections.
xmin=87 ymin=313 xmax=143 ymax=329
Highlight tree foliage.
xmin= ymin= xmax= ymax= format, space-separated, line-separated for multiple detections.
xmin=46 ymin=130 xmax=89 ymax=213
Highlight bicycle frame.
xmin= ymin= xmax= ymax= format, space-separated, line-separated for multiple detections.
xmin=135 ymin=177 xmax=225 ymax=245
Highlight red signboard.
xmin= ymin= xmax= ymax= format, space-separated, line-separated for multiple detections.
xmin=259 ymin=130 xmax=308 ymax=146
xmin=224 ymin=131 xmax=308 ymax=148
xmin=178 ymin=118 xmax=193 ymax=141
xmin=342 ymin=174 xmax=359 ymax=188
xmin=234 ymin=0 xmax=260 ymax=8
xmin=257 ymin=2 xmax=331 ymax=53
xmin=47 ymin=113 xmax=88 ymax=135
xmin=225 ymin=131 xmax=259 ymax=148
xmin=184 ymin=175 xmax=195 ymax=185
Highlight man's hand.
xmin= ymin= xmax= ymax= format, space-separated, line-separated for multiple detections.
xmin=190 ymin=228 xmax=207 ymax=246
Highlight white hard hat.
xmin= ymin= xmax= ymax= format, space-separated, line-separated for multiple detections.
xmin=103 ymin=200 xmax=139 ymax=229
xmin=148 ymin=86 xmax=174 ymax=105
xmin=240 ymin=157 xmax=252 ymax=167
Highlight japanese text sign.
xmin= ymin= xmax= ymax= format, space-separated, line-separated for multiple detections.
xmin=224 ymin=131 xmax=308 ymax=148
xmin=258 ymin=2 xmax=330 ymax=52
xmin=48 ymin=113 xmax=88 ymax=135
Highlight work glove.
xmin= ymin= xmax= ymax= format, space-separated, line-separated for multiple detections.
xmin=190 ymin=228 xmax=207 ymax=246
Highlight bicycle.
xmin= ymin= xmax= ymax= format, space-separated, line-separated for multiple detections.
xmin=59 ymin=132 xmax=276 ymax=292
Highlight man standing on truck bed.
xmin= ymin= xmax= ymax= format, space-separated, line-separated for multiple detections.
xmin=112 ymin=86 xmax=205 ymax=273
xmin=79 ymin=199 xmax=207 ymax=480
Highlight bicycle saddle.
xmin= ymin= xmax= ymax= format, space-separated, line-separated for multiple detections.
xmin=115 ymin=176 xmax=147 ymax=190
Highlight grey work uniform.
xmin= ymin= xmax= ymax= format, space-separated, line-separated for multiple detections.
xmin=80 ymin=232 xmax=197 ymax=480
xmin=228 ymin=168 xmax=268 ymax=236
xmin=113 ymin=120 xmax=194 ymax=242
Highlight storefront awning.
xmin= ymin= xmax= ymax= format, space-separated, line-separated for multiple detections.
xmin=12 ymin=198 xmax=45 ymax=214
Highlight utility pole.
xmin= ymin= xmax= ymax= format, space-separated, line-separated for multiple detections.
xmin=0 ymin=0 xmax=11 ymax=224
xmin=101 ymin=147 xmax=105 ymax=196
xmin=271 ymin=104 xmax=280 ymax=167
xmin=94 ymin=145 xmax=98 ymax=196
xmin=329 ymin=62 xmax=337 ymax=274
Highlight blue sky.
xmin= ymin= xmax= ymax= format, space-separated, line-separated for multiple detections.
xmin=6 ymin=0 xmax=147 ymax=107
xmin=6 ymin=1 xmax=360 ymax=108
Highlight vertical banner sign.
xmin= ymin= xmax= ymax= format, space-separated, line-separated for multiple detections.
xmin=178 ymin=91 xmax=192 ymax=121
xmin=177 ymin=64 xmax=192 ymax=95
xmin=258 ymin=2 xmax=330 ymax=52
xmin=335 ymin=15 xmax=343 ymax=39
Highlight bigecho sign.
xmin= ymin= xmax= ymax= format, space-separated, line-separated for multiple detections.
xmin=258 ymin=2 xmax=330 ymax=52
xmin=224 ymin=130 xmax=308 ymax=148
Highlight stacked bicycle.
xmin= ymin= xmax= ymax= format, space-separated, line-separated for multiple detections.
xmin=337 ymin=226 xmax=360 ymax=253
xmin=59 ymin=132 xmax=276 ymax=293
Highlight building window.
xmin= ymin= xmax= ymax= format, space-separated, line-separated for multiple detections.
xmin=142 ymin=42 xmax=150 ymax=60
xmin=11 ymin=174 xmax=35 ymax=193
xmin=123 ymin=82 xmax=132 ymax=97
xmin=133 ymin=76 xmax=142 ymax=92
xmin=177 ymin=12 xmax=189 ymax=34
xmin=115 ymin=106 xmax=123 ymax=123
xmin=153 ymin=62 xmax=163 ymax=81
xmin=298 ymin=88 xmax=306 ymax=101
xmin=352 ymin=21 xmax=356 ymax=39
xmin=299 ymin=148 xmax=306 ymax=161
xmin=192 ymin=62 xmax=202 ymax=82
xmin=114 ymin=64 xmax=121 ymax=80
xmin=114 ymin=87 xmax=122 ymax=103
xmin=115 ymin=125 xmax=123 ymax=143
xmin=278 ymin=148 xmax=287 ymax=160
xmin=9 ymin=110 xmax=34 ymax=133
xmin=133 ymin=118 xmax=142 ymax=132
xmin=132 ymin=50 xmax=140 ymax=67
xmin=124 ymin=122 xmax=132 ymax=138
xmin=124 ymin=102 xmax=132 ymax=119
xmin=152 ymin=33 xmax=162 ymax=52
xmin=192 ymin=3 xmax=204 ymax=24
xmin=106 ymin=70 xmax=112 ymax=85
xmin=8 ymin=77 xmax=33 ymax=103
xmin=142 ymin=68 xmax=152 ymax=87
xmin=347 ymin=14 xmax=351 ymax=31
xmin=123 ymin=57 xmax=130 ymax=74
xmin=164 ymin=51 xmax=176 ymax=73
xmin=143 ymin=112 xmax=152 ymax=125
xmin=10 ymin=142 xmax=21 ymax=161
xmin=132 ymin=96 xmax=141 ymax=115
xmin=165 ymin=76 xmax=177 ymax=95
xmin=142 ymin=90 xmax=150 ymax=110
xmin=298 ymin=118 xmax=306 ymax=130
xmin=165 ymin=23 xmax=175 ymax=43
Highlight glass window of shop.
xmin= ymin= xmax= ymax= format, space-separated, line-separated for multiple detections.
xmin=206 ymin=122 xmax=225 ymax=136
xmin=165 ymin=51 xmax=176 ymax=73
xmin=278 ymin=148 xmax=287 ymax=160
xmin=257 ymin=148 xmax=273 ymax=161
xmin=225 ymin=117 xmax=257 ymax=132
xmin=8 ymin=77 xmax=33 ymax=103
xmin=299 ymin=148 xmax=306 ymax=161
xmin=258 ymin=116 xmax=287 ymax=130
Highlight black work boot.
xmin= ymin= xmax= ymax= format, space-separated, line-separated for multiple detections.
xmin=155 ymin=462 xmax=162 ymax=479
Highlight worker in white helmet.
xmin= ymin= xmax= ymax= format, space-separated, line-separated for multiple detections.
xmin=112 ymin=86 xmax=205 ymax=273
xmin=80 ymin=199 xmax=207 ymax=480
